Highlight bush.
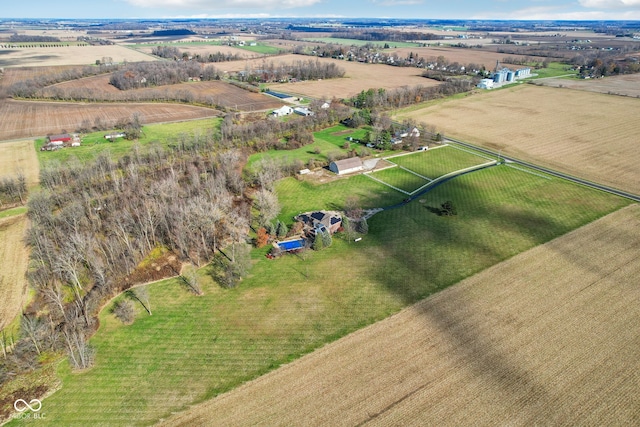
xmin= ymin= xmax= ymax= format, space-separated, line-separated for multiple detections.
xmin=112 ymin=300 xmax=136 ymax=325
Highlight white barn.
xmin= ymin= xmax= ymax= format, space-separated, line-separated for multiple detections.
xmin=271 ymin=106 xmax=293 ymax=117
xmin=477 ymin=78 xmax=495 ymax=89
xmin=329 ymin=157 xmax=364 ymax=175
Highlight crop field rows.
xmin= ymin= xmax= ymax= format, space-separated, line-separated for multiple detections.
xmin=396 ymin=84 xmax=640 ymax=194
xmin=0 ymin=100 xmax=220 ymax=141
xmin=368 ymin=146 xmax=492 ymax=194
xmin=162 ymin=204 xmax=640 ymax=427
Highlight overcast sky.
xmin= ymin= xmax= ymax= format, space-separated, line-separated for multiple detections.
xmin=3 ymin=0 xmax=640 ymax=20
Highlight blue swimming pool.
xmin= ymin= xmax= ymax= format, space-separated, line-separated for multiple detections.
xmin=277 ymin=238 xmax=305 ymax=251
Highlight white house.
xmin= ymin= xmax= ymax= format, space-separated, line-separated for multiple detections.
xmin=271 ymin=106 xmax=293 ymax=117
xmin=329 ymin=157 xmax=363 ymax=175
xmin=294 ymin=107 xmax=314 ymax=116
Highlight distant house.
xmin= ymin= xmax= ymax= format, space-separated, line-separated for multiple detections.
xmin=320 ymin=102 xmax=330 ymax=109
xmin=295 ymin=210 xmax=343 ymax=235
xmin=329 ymin=157 xmax=363 ymax=175
xmin=271 ymin=106 xmax=293 ymax=117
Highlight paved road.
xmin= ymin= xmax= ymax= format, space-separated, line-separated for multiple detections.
xmin=445 ymin=137 xmax=640 ymax=203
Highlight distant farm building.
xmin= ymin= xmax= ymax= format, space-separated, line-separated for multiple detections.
xmin=104 ymin=132 xmax=126 ymax=140
xmin=329 ymin=157 xmax=363 ymax=175
xmin=294 ymin=107 xmax=314 ymax=117
xmin=295 ymin=211 xmax=343 ymax=235
xmin=271 ymin=106 xmax=293 ymax=117
xmin=47 ymin=133 xmax=72 ymax=144
xmin=477 ymin=78 xmax=494 ymax=89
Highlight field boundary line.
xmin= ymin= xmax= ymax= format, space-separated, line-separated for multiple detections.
xmin=506 ymin=163 xmax=552 ymax=180
xmin=363 ymin=172 xmax=410 ymax=195
xmin=410 ymin=160 xmax=497 ymax=195
xmin=383 ymin=144 xmax=449 ymax=160
xmin=396 ymin=165 xmax=433 ymax=182
xmin=448 ymin=143 xmax=495 ymax=162
xmin=372 ymin=164 xmax=399 ymax=173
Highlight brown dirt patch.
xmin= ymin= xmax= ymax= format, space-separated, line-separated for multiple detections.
xmin=160 ymin=204 xmax=640 ymax=427
xmin=0 ymin=214 xmax=30 ymax=330
xmin=534 ymin=74 xmax=640 ymax=98
xmin=396 ymin=84 xmax=640 ymax=194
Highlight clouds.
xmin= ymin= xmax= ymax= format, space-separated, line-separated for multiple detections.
xmin=579 ymin=0 xmax=640 ymax=7
xmin=124 ymin=0 xmax=323 ymax=10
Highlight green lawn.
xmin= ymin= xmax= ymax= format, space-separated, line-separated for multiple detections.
xmin=9 ymin=165 xmax=631 ymax=426
xmin=36 ymin=118 xmax=221 ymax=165
xmin=530 ymin=62 xmax=577 ymax=79
xmin=389 ymin=145 xmax=492 ymax=180
xmin=0 ymin=206 xmax=27 ymax=219
xmin=370 ymin=166 xmax=429 ymax=193
xmin=245 ymin=125 xmax=371 ymax=173
xmin=238 ymin=43 xmax=283 ymax=55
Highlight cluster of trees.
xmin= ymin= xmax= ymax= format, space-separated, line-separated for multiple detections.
xmin=238 ymin=59 xmax=345 ymax=83
xmin=151 ymin=45 xmax=244 ymax=63
xmin=573 ymin=55 xmax=640 ymax=77
xmin=0 ymin=172 xmax=27 ymax=207
xmin=349 ymin=80 xmax=476 ymax=111
xmin=0 ymin=141 xmax=251 ymax=380
xmin=5 ymin=64 xmax=118 ymax=99
xmin=109 ymin=61 xmax=221 ymax=90
xmin=9 ymin=34 xmax=61 ymax=43
xmin=331 ymin=30 xmax=439 ymax=42
xmin=220 ymin=99 xmax=351 ymax=152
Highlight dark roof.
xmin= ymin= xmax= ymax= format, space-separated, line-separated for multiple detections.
xmin=48 ymin=133 xmax=71 ymax=141
xmin=311 ymin=211 xmax=325 ymax=221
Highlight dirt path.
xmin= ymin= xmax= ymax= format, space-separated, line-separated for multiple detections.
xmin=0 ymin=214 xmax=30 ymax=330
xmin=159 ymin=204 xmax=640 ymax=427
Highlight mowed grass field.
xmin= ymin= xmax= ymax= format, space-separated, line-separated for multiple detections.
xmin=395 ymin=84 xmax=640 ymax=194
xmin=35 ymin=118 xmax=222 ymax=164
xmin=163 ymin=204 xmax=640 ymax=427
xmin=369 ymin=166 xmax=429 ymax=193
xmin=0 ymin=99 xmax=219 ymax=141
xmin=388 ymin=145 xmax=493 ymax=180
xmin=14 ymin=165 xmax=631 ymax=426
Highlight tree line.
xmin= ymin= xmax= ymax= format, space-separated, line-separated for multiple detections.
xmin=238 ymin=59 xmax=345 ymax=83
xmin=9 ymin=34 xmax=61 ymax=43
xmin=108 ymin=61 xmax=221 ymax=90
xmin=5 ymin=64 xmax=119 ymax=99
xmin=151 ymin=45 xmax=244 ymax=63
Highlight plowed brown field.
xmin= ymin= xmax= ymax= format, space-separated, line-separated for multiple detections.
xmin=160 ymin=204 xmax=640 ymax=427
xmin=0 ymin=99 xmax=220 ymax=140
xmin=396 ymin=84 xmax=640 ymax=194
xmin=0 ymin=45 xmax=156 ymax=68
xmin=213 ymin=54 xmax=440 ymax=99
xmin=40 ymin=76 xmax=282 ymax=111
